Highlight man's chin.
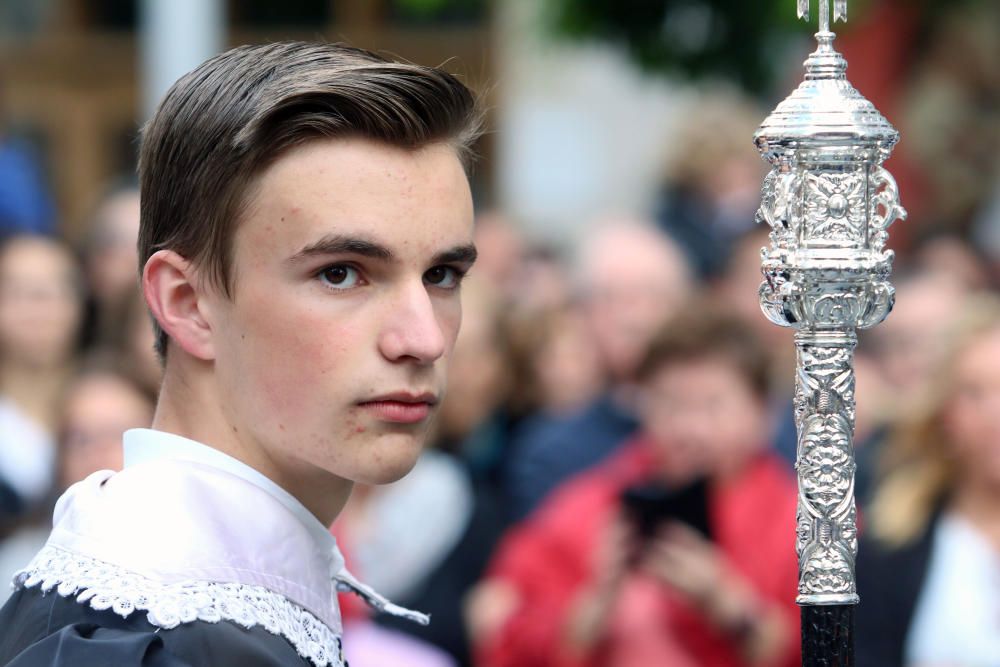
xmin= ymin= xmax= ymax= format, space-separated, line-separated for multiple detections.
xmin=355 ymin=436 xmax=426 ymax=485
xmin=357 ymin=459 xmax=420 ymax=485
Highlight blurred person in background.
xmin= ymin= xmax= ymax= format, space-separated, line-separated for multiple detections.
xmin=506 ymin=243 xmax=574 ymax=316
xmin=899 ymin=3 xmax=1000 ymax=241
xmin=867 ymin=270 xmax=970 ymax=411
xmin=851 ymin=265 xmax=974 ymax=503
xmin=0 ymin=360 xmax=153 ymax=604
xmin=857 ymin=295 xmax=1000 ymax=667
xmin=0 ymin=235 xmax=83 ymax=520
xmin=506 ymin=303 xmax=604 ymax=421
xmin=470 ymin=307 xmax=799 ymax=667
xmin=655 ymin=90 xmax=767 ymax=280
xmin=80 ymin=186 xmax=141 ymax=347
xmin=434 ymin=277 xmax=515 ymax=486
xmin=713 ymin=227 xmax=798 ymax=467
xmin=98 ymin=287 xmax=161 ymax=397
xmin=470 ymin=211 xmax=525 ymax=304
xmin=57 ymin=361 xmax=154 ymax=488
xmin=911 ymin=234 xmax=992 ymax=292
xmin=713 ymin=227 xmax=794 ymax=367
xmin=505 ymin=220 xmax=694 ymax=520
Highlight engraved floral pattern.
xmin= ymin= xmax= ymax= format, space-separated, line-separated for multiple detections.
xmin=803 ymin=172 xmax=866 ymax=245
xmin=792 ymin=340 xmax=859 ymax=601
xmin=801 ymin=546 xmax=853 ymax=596
xmin=755 ymin=8 xmax=904 ymax=605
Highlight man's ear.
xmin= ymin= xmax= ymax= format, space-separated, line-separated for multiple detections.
xmin=142 ymin=250 xmax=216 ymax=361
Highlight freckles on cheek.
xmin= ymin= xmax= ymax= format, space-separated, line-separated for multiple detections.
xmin=250 ymin=309 xmax=353 ymax=420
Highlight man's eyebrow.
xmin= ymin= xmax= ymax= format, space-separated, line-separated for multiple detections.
xmin=288 ymin=235 xmax=394 ymax=262
xmin=432 ymin=244 xmax=478 ymax=265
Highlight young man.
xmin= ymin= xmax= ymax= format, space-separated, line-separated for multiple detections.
xmin=0 ymin=41 xmax=481 ymax=666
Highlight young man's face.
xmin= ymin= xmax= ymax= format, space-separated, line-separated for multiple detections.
xmin=207 ymin=138 xmax=475 ymax=488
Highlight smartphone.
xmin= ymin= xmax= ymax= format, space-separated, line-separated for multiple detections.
xmin=620 ymin=478 xmax=712 ymax=540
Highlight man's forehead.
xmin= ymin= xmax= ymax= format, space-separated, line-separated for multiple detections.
xmin=236 ymin=139 xmax=473 ymax=250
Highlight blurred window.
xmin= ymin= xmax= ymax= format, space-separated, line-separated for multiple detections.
xmin=83 ymin=0 xmax=136 ymax=30
xmin=387 ymin=0 xmax=485 ymax=26
xmin=230 ymin=0 xmax=330 ymax=28
xmin=0 ymin=0 xmax=57 ymax=39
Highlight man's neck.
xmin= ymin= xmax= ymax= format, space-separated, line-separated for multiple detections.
xmin=152 ymin=364 xmax=353 ymax=526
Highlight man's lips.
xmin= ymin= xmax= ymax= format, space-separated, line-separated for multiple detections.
xmin=357 ymin=393 xmax=438 ymax=424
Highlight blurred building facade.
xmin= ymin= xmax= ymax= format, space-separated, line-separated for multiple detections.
xmin=0 ymin=0 xmax=493 ymax=240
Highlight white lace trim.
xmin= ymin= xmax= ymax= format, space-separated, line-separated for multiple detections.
xmin=13 ymin=545 xmax=345 ymax=667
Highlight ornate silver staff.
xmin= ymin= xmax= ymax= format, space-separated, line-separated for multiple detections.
xmin=754 ymin=1 xmax=905 ymax=663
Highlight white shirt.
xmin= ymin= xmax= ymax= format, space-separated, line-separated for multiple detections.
xmin=0 ymin=397 xmax=55 ymax=502
xmin=905 ymin=513 xmax=1000 ymax=667
xmin=13 ymin=428 xmax=425 ymax=667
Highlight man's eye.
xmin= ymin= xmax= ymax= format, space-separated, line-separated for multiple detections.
xmin=319 ymin=265 xmax=361 ymax=289
xmin=424 ymin=266 xmax=463 ymax=289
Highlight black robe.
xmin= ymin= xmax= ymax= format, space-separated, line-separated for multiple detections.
xmin=0 ymin=586 xmax=339 ymax=667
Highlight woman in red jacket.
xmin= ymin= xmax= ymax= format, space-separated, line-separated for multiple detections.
xmin=469 ymin=307 xmax=800 ymax=667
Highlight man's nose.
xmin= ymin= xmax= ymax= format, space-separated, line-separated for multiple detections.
xmin=377 ymin=281 xmax=447 ymax=364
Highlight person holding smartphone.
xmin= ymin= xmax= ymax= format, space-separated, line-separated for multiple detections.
xmin=470 ymin=306 xmax=800 ymax=667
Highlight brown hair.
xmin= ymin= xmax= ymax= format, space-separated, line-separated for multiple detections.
xmin=138 ymin=41 xmax=482 ymax=357
xmin=868 ymin=293 xmax=999 ymax=547
xmin=636 ymin=303 xmax=772 ymax=399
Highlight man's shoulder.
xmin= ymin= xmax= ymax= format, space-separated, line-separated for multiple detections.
xmin=0 ymin=586 xmax=323 ymax=667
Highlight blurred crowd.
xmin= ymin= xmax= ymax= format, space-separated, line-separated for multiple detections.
xmin=0 ymin=4 xmax=999 ymax=667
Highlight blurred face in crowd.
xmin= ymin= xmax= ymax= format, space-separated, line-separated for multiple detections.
xmin=719 ymin=228 xmax=792 ymax=346
xmin=0 ymin=236 xmax=83 ymax=367
xmin=180 ymin=139 xmax=476 ymax=489
xmin=472 ymin=211 xmax=524 ymax=297
xmin=942 ymin=325 xmax=1000 ymax=491
xmin=532 ymin=308 xmax=603 ymax=413
xmin=640 ymin=355 xmax=769 ymax=483
xmin=872 ymin=274 xmax=967 ymax=398
xmin=60 ymin=373 xmax=153 ymax=487
xmin=87 ymin=189 xmax=141 ymax=307
xmin=580 ymin=224 xmax=692 ymax=383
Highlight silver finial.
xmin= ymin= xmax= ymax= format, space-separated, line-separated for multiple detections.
xmin=798 ymin=0 xmax=848 ymax=33
xmin=756 ymin=0 xmax=904 ymax=611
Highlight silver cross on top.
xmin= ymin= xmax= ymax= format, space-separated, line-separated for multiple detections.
xmin=798 ymin=0 xmax=847 ymax=33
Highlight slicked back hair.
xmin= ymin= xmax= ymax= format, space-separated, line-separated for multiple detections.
xmin=138 ymin=41 xmax=482 ymax=359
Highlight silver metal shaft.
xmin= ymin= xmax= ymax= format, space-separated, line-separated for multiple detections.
xmin=754 ymin=0 xmax=905 ymax=608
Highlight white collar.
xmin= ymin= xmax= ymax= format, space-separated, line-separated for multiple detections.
xmin=15 ymin=428 xmax=426 ymax=665
xmin=122 ymin=428 xmax=337 ymax=555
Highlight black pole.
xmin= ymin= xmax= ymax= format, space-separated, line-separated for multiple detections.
xmin=802 ymin=605 xmax=854 ymax=667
